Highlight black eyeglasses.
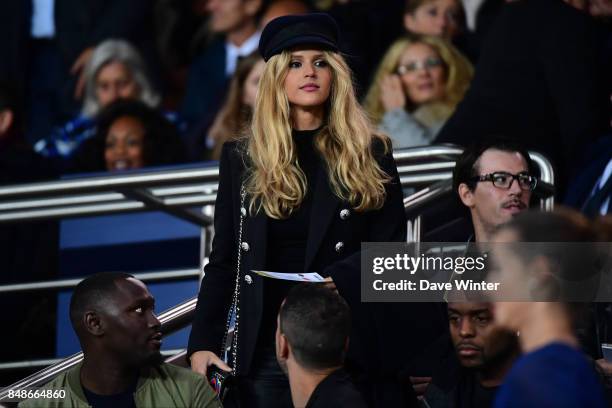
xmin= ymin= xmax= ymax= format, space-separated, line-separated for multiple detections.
xmin=471 ymin=172 xmax=537 ymax=191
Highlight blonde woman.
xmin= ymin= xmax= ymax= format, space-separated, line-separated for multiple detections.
xmin=188 ymin=13 xmax=407 ymax=408
xmin=364 ymin=35 xmax=473 ymax=149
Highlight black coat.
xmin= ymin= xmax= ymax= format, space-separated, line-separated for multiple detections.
xmin=188 ymin=140 xmax=424 ymax=406
xmin=180 ymin=38 xmax=229 ymax=150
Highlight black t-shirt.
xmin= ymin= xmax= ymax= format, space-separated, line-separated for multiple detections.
xmin=82 ymin=380 xmax=138 ymax=408
xmin=454 ymin=371 xmax=498 ymax=408
xmin=306 ymin=369 xmax=368 ymax=408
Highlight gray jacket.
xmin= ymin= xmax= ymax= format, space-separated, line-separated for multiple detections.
xmin=379 ymin=108 xmax=445 ymax=149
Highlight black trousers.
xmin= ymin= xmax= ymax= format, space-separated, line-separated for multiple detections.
xmin=225 ymin=347 xmax=292 ymax=408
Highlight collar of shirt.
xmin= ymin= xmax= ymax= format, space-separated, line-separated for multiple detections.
xmin=225 ymin=31 xmax=261 ymax=77
xmin=461 ymin=0 xmax=486 ymax=32
xmin=31 ymin=0 xmax=56 ymax=38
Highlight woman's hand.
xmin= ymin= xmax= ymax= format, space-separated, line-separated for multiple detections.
xmin=190 ymin=350 xmax=232 ymax=377
xmin=70 ymin=47 xmax=94 ymax=100
xmin=380 ymin=75 xmax=406 ymax=112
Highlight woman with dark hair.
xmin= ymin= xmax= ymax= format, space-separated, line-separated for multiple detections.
xmin=72 ymin=100 xmax=186 ymax=173
xmin=491 ymin=209 xmax=609 ymax=408
xmin=403 ymin=0 xmax=465 ymax=41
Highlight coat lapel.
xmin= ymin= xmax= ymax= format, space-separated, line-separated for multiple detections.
xmin=304 ymin=165 xmax=341 ymax=272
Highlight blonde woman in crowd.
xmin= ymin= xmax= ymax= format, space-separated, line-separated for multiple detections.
xmin=364 ymin=35 xmax=473 ymax=149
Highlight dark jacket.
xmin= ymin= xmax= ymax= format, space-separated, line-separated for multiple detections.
xmin=563 ymin=135 xmax=612 ymax=214
xmin=0 ymin=0 xmax=154 ymax=82
xmin=180 ymin=37 xmax=229 ymax=158
xmin=188 ymin=140 xmax=414 ymax=406
xmin=305 ymin=369 xmax=368 ymax=408
xmin=18 ymin=362 xmax=221 ymax=408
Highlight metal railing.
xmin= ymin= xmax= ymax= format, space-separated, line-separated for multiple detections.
xmin=0 ymin=165 xmax=220 ymax=225
xmin=0 ymin=145 xmax=555 ymax=397
xmin=0 ymin=349 xmax=186 ymax=372
xmin=0 ymin=145 xmax=554 ymax=223
xmin=0 ymin=268 xmax=202 ymax=295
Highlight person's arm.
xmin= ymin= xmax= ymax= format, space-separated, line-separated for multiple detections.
xmin=380 ymin=108 xmax=436 ymax=149
xmin=187 ymin=143 xmax=239 ymax=370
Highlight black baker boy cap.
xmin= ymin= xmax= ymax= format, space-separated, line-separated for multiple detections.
xmin=259 ymin=13 xmax=340 ymax=62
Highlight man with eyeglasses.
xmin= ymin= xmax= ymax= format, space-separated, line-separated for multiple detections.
xmin=405 ymin=139 xmax=534 ymax=404
xmin=404 ymin=139 xmax=535 ymax=400
xmin=452 ymin=139 xmax=537 ymax=243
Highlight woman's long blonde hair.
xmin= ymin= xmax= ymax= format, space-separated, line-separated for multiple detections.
xmin=364 ymin=35 xmax=473 ymax=124
xmin=244 ymin=50 xmax=391 ymax=219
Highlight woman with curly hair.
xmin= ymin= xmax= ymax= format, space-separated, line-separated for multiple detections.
xmin=72 ymin=99 xmax=186 ymax=173
xmin=188 ymin=13 xmax=408 ymax=408
xmin=364 ymin=35 xmax=473 ymax=149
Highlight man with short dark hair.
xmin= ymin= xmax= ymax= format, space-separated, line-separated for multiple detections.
xmin=491 ymin=210 xmax=608 ymax=407
xmin=452 ymin=139 xmax=537 ymax=242
xmin=275 ymin=284 xmax=367 ymax=408
xmin=20 ymin=272 xmax=221 ymax=408
xmin=421 ymin=301 xmax=519 ymax=407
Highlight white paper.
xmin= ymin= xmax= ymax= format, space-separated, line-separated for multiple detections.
xmin=252 ymin=270 xmax=326 ymax=282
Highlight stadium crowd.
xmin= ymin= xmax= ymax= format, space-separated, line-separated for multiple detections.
xmin=1 ymin=0 xmax=612 ymax=407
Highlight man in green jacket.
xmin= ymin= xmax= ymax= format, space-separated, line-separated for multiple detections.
xmin=20 ymin=272 xmax=222 ymax=408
